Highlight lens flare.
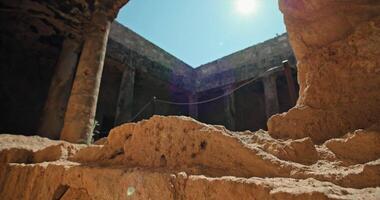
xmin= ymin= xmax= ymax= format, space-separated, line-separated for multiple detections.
xmin=235 ymin=0 xmax=257 ymax=15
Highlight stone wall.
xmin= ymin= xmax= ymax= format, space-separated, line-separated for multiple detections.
xmin=109 ymin=22 xmax=194 ymax=90
xmin=0 ymin=5 xmax=297 ymax=136
xmin=0 ymin=8 xmax=63 ymax=134
xmin=0 ymin=17 xmax=194 ymax=135
xmin=101 ymin=26 xmax=298 ymax=132
xmin=196 ymin=71 xmax=298 ymax=132
xmin=197 ymin=81 xmax=268 ymax=131
xmin=195 ymin=33 xmax=295 ymax=92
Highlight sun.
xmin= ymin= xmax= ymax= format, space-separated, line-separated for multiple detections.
xmin=235 ymin=0 xmax=257 ymax=15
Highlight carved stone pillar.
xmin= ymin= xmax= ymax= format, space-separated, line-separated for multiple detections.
xmin=114 ymin=67 xmax=135 ymax=126
xmin=188 ymin=93 xmax=198 ymax=120
xmin=282 ymin=60 xmax=297 ymax=106
xmin=263 ymin=75 xmax=280 ymax=119
xmin=60 ymin=10 xmax=111 ymax=143
xmin=224 ymin=86 xmax=236 ymax=130
xmin=38 ymin=37 xmax=81 ymax=139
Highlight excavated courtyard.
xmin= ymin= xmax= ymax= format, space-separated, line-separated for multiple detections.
xmin=0 ymin=0 xmax=379 ymax=199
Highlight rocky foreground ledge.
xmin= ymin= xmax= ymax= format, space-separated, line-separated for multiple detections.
xmin=0 ymin=116 xmax=379 ymax=199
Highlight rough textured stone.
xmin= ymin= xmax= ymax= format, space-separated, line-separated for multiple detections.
xmin=2 ymin=116 xmax=379 ymax=199
xmin=38 ymin=38 xmax=82 ymax=139
xmin=248 ymin=130 xmax=318 ymax=165
xmin=1 ymin=0 xmax=380 ymax=199
xmin=0 ymin=134 xmax=85 ymax=164
xmin=324 ymin=129 xmax=380 ymax=165
xmin=268 ymin=0 xmax=380 ymax=143
xmin=60 ymin=10 xmax=112 ymax=143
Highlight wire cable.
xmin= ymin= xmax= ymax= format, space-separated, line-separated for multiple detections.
xmin=155 ymin=66 xmax=281 ymax=105
xmin=128 ymin=66 xmax=282 ymax=121
xmin=128 ymin=99 xmax=153 ymax=122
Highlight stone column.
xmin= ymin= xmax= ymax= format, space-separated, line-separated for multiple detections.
xmin=263 ymin=75 xmax=279 ymax=119
xmin=114 ymin=67 xmax=135 ymax=126
xmin=38 ymin=37 xmax=81 ymax=139
xmin=282 ymin=60 xmax=297 ymax=106
xmin=188 ymin=93 xmax=198 ymax=120
xmin=60 ymin=10 xmax=111 ymax=143
xmin=224 ymin=86 xmax=236 ymax=130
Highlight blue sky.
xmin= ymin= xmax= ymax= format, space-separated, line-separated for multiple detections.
xmin=117 ymin=0 xmax=286 ymax=67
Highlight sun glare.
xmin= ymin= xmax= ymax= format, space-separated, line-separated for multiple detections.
xmin=235 ymin=0 xmax=257 ymax=15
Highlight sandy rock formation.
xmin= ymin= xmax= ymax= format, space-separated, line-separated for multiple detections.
xmin=1 ymin=116 xmax=379 ymax=199
xmin=268 ymin=0 xmax=380 ymax=143
xmin=1 ymin=1 xmax=379 ymax=199
xmin=0 ymin=134 xmax=85 ymax=164
xmin=324 ymin=129 xmax=380 ymax=165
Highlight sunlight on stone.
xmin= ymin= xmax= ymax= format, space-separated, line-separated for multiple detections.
xmin=127 ymin=186 xmax=135 ymax=196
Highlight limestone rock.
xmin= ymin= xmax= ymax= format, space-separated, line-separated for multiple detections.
xmin=93 ymin=137 xmax=108 ymax=145
xmin=247 ymin=130 xmax=319 ymax=165
xmin=2 ymin=116 xmax=380 ymax=199
xmin=1 ymin=163 xmax=379 ymax=200
xmin=0 ymin=134 xmax=85 ymax=164
xmin=324 ymin=129 xmax=380 ymax=164
xmin=269 ymin=0 xmax=380 ymax=143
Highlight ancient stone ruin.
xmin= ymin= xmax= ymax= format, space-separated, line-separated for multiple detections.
xmin=0 ymin=0 xmax=379 ymax=199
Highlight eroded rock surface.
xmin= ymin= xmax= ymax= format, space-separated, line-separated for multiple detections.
xmin=268 ymin=0 xmax=380 ymax=143
xmin=1 ymin=116 xmax=379 ymax=199
xmin=0 ymin=134 xmax=85 ymax=164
